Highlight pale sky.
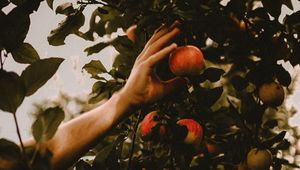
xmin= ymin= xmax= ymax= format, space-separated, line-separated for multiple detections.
xmin=0 ymin=1 xmax=300 ymax=145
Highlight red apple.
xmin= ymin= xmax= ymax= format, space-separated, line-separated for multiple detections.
xmin=139 ymin=111 xmax=166 ymax=140
xmin=176 ymin=119 xmax=203 ymax=148
xmin=126 ymin=25 xmax=137 ymax=42
xmin=169 ymin=45 xmax=205 ymax=76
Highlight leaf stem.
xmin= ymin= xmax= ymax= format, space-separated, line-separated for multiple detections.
xmin=13 ymin=113 xmax=27 ymax=160
xmin=127 ymin=110 xmax=142 ymax=170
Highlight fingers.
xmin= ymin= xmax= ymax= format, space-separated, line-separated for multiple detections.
xmin=146 ymin=21 xmax=180 ymax=47
xmin=145 ymin=27 xmax=180 ymax=57
xmin=145 ymin=43 xmax=177 ymax=67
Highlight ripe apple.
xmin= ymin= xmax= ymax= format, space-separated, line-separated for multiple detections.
xmin=169 ymin=45 xmax=205 ymax=76
xmin=246 ymin=148 xmax=272 ymax=170
xmin=126 ymin=25 xmax=137 ymax=42
xmin=139 ymin=111 xmax=166 ymax=140
xmin=176 ymin=119 xmax=203 ymax=148
xmin=258 ymin=82 xmax=285 ymax=106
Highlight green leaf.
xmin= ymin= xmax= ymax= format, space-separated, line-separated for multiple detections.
xmin=0 ymin=7 xmax=30 ymax=51
xmin=263 ymin=131 xmax=286 ymax=148
xmin=83 ymin=60 xmax=107 ymax=77
xmin=262 ymin=0 xmax=282 ymax=18
xmin=11 ymin=43 xmax=40 ymax=64
xmin=48 ymin=11 xmax=85 ymax=46
xmin=231 ymin=75 xmax=249 ymax=91
xmin=84 ymin=42 xmax=109 ymax=56
xmin=75 ymin=160 xmax=92 ymax=170
xmin=275 ymin=65 xmax=291 ymax=87
xmin=92 ymin=143 xmax=114 ymax=168
xmin=10 ymin=0 xmax=26 ymax=6
xmin=0 ymin=138 xmax=24 ymax=169
xmin=0 ymin=70 xmax=25 ymax=113
xmin=46 ymin=0 xmax=54 ymax=9
xmin=202 ymin=67 xmax=225 ymax=82
xmin=55 ymin=2 xmax=75 ymax=15
xmin=0 ymin=138 xmax=22 ymax=159
xmin=20 ymin=57 xmax=64 ymax=96
xmin=88 ymin=91 xmax=109 ymax=104
xmin=32 ymin=107 xmax=65 ymax=143
xmin=0 ymin=0 xmax=9 ymax=9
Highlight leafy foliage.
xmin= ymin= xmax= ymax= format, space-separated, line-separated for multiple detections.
xmin=32 ymin=107 xmax=65 ymax=143
xmin=1 ymin=0 xmax=300 ymax=169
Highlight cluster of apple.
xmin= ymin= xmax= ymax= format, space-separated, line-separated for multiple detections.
xmin=127 ymin=25 xmax=281 ymax=170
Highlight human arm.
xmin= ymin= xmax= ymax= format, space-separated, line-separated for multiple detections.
xmin=25 ymin=22 xmax=184 ymax=169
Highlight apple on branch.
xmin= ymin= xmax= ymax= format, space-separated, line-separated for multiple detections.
xmin=169 ymin=45 xmax=205 ymax=76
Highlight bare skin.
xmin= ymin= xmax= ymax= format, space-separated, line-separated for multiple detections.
xmin=24 ymin=22 xmax=184 ymax=169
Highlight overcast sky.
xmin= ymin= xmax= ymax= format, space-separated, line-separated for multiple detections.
xmin=1 ymin=1 xmax=300 ymax=144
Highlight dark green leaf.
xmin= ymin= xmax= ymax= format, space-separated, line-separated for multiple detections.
xmin=48 ymin=11 xmax=85 ymax=46
xmin=0 ymin=7 xmax=30 ymax=51
xmin=231 ymin=75 xmax=249 ymax=91
xmin=32 ymin=107 xmax=65 ymax=142
xmin=92 ymin=81 xmax=106 ymax=94
xmin=20 ymin=57 xmax=64 ymax=96
xmin=55 ymin=2 xmax=75 ymax=15
xmin=92 ymin=143 xmax=114 ymax=168
xmin=11 ymin=43 xmax=40 ymax=64
xmin=275 ymin=65 xmax=291 ymax=87
xmin=0 ymin=0 xmax=9 ymax=9
xmin=46 ymin=0 xmax=54 ymax=9
xmin=261 ymin=0 xmax=281 ymax=18
xmin=84 ymin=42 xmax=109 ymax=56
xmin=0 ymin=70 xmax=25 ymax=113
xmin=10 ymin=0 xmax=26 ymax=6
xmin=88 ymin=91 xmax=109 ymax=104
xmin=274 ymin=139 xmax=291 ymax=150
xmin=83 ymin=60 xmax=107 ymax=77
xmin=263 ymin=131 xmax=286 ymax=148
xmin=202 ymin=67 xmax=224 ymax=82
xmin=75 ymin=160 xmax=92 ymax=170
xmin=0 ymin=138 xmax=24 ymax=169
xmin=263 ymin=119 xmax=278 ymax=129
xmin=0 ymin=138 xmax=21 ymax=159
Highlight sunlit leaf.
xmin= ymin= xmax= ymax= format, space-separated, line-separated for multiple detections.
xmin=83 ymin=60 xmax=107 ymax=77
xmin=0 ymin=70 xmax=25 ymax=113
xmin=20 ymin=57 xmax=64 ymax=96
xmin=32 ymin=107 xmax=65 ymax=143
xmin=11 ymin=43 xmax=40 ymax=64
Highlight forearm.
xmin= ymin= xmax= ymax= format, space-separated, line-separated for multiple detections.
xmin=27 ymin=90 xmax=134 ymax=169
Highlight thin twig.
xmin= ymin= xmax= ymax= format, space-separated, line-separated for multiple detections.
xmin=127 ymin=110 xmax=142 ymax=170
xmin=77 ymin=0 xmax=122 ymax=11
xmin=13 ymin=113 xmax=27 ymax=160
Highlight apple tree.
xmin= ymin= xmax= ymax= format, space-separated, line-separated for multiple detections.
xmin=1 ymin=0 xmax=300 ymax=169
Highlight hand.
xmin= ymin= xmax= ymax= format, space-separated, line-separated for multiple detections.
xmin=119 ymin=21 xmax=186 ymax=106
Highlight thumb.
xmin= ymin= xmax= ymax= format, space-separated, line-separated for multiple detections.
xmin=162 ymin=77 xmax=187 ymax=95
